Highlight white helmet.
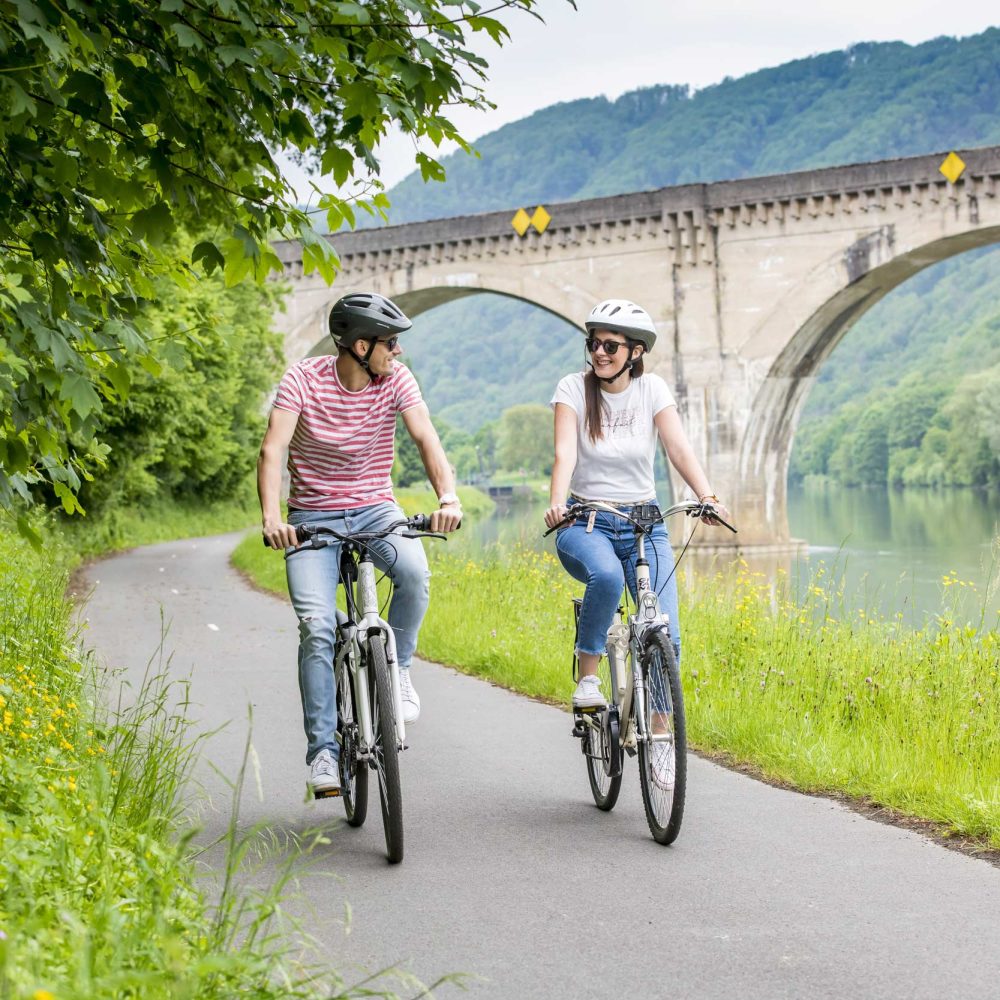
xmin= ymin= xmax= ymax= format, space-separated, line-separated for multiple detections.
xmin=584 ymin=299 xmax=657 ymax=352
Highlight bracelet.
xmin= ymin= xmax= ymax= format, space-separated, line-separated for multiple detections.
xmin=698 ymin=493 xmax=720 ymax=503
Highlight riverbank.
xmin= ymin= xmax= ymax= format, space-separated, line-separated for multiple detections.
xmin=234 ymin=533 xmax=1000 ymax=851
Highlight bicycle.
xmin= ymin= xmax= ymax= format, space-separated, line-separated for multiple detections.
xmin=545 ymin=499 xmax=737 ymax=845
xmin=280 ymin=513 xmax=447 ymax=864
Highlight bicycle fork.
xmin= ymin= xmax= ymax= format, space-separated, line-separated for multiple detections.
xmin=357 ymin=554 xmax=406 ymax=749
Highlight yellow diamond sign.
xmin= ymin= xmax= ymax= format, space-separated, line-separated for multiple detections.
xmin=939 ymin=151 xmax=966 ymax=184
xmin=511 ymin=207 xmax=531 ymax=236
xmin=530 ymin=205 xmax=551 ymax=234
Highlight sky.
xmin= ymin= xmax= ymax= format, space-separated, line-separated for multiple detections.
xmin=277 ymin=0 xmax=1000 ymax=200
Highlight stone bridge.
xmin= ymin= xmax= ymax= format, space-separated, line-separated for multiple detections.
xmin=272 ymin=145 xmax=1000 ymax=548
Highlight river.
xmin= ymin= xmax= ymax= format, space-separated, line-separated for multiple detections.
xmin=458 ymin=485 xmax=1000 ymax=628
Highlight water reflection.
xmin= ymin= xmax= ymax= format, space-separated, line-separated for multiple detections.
xmin=457 ymin=487 xmax=1000 ymax=627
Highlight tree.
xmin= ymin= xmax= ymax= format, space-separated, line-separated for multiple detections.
xmin=0 ymin=0 xmax=552 ymax=530
xmin=496 ymin=403 xmax=552 ymax=476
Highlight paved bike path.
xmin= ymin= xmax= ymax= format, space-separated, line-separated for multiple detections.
xmin=77 ymin=533 xmax=1000 ymax=1000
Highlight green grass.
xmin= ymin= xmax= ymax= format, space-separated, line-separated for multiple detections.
xmin=1 ymin=506 xmax=448 ymax=998
xmin=237 ymin=532 xmax=1000 ymax=849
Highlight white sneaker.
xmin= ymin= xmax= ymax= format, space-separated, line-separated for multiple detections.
xmin=399 ymin=668 xmax=420 ymax=724
xmin=572 ymin=674 xmax=606 ymax=709
xmin=650 ymin=741 xmax=675 ymax=791
xmin=309 ymin=747 xmax=341 ymax=797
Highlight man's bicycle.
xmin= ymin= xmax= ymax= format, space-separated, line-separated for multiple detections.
xmin=546 ymin=499 xmax=736 ymax=845
xmin=283 ymin=513 xmax=447 ymax=864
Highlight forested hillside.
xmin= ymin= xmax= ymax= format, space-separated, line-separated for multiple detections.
xmin=384 ymin=31 xmax=1000 ymax=224
xmin=394 ymin=29 xmax=1000 ymax=487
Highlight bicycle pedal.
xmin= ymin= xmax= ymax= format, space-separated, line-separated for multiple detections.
xmin=571 ymin=721 xmax=587 ymax=738
xmin=313 ymin=787 xmax=342 ymax=800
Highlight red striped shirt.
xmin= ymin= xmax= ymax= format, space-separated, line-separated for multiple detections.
xmin=273 ymin=356 xmax=423 ymax=510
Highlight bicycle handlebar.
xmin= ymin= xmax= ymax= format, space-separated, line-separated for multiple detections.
xmin=263 ymin=513 xmax=454 ymax=550
xmin=543 ymin=499 xmax=737 ymax=536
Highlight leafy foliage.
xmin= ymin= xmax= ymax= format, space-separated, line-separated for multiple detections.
xmin=0 ymin=0 xmax=548 ymax=523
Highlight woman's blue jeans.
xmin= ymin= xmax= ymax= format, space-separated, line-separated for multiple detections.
xmin=285 ymin=503 xmax=430 ymax=765
xmin=555 ymin=506 xmax=681 ymax=665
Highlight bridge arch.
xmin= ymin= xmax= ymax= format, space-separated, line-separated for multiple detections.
xmin=737 ymin=226 xmax=1000 ymax=543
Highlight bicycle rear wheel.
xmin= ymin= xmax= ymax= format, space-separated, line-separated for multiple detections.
xmin=584 ymin=658 xmax=622 ymax=811
xmin=367 ymin=634 xmax=404 ymax=864
xmin=637 ymin=630 xmax=686 ymax=845
xmin=335 ymin=644 xmax=368 ymax=827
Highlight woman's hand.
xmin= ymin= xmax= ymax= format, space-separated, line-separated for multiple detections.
xmin=544 ymin=504 xmax=569 ymax=530
xmin=699 ymin=498 xmax=732 ymax=527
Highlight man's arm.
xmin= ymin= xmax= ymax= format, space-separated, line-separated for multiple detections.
xmin=258 ymin=406 xmax=301 ymax=549
xmin=400 ymin=403 xmax=463 ymax=532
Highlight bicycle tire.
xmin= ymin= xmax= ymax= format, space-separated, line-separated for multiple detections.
xmin=367 ymin=634 xmax=404 ymax=864
xmin=584 ymin=657 xmax=622 ymax=811
xmin=335 ymin=644 xmax=368 ymax=827
xmin=637 ymin=630 xmax=687 ymax=845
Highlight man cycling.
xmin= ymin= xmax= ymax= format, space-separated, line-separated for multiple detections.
xmin=258 ymin=292 xmax=462 ymax=798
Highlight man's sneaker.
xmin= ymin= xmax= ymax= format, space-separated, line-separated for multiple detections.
xmin=309 ymin=747 xmax=341 ymax=798
xmin=572 ymin=674 xmax=607 ymax=709
xmin=650 ymin=741 xmax=675 ymax=791
xmin=399 ymin=668 xmax=420 ymax=725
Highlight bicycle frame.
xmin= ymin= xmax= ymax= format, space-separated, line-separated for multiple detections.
xmin=335 ymin=546 xmax=406 ymax=753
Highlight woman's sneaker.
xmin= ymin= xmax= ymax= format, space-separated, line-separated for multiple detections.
xmin=309 ymin=747 xmax=341 ymax=798
xmin=572 ymin=674 xmax=606 ymax=709
xmin=399 ymin=668 xmax=420 ymax=724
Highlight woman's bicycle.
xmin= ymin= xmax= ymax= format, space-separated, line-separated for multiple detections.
xmin=545 ymin=499 xmax=737 ymax=845
xmin=283 ymin=513 xmax=447 ymax=864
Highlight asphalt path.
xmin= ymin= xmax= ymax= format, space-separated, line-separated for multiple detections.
xmin=76 ymin=532 xmax=1000 ymax=999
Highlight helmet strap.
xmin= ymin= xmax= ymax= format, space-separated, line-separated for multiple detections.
xmin=589 ymin=356 xmax=634 ymax=384
xmin=347 ymin=338 xmax=379 ymax=382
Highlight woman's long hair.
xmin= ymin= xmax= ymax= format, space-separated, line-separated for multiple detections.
xmin=583 ymin=345 xmax=644 ymax=442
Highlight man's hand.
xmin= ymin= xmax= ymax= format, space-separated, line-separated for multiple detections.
xmin=430 ymin=504 xmax=463 ymax=533
xmin=262 ymin=519 xmax=299 ymax=550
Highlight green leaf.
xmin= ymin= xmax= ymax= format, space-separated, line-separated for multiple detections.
xmin=416 ymin=152 xmax=447 ymax=183
xmin=320 ymin=146 xmax=354 ymax=187
xmin=60 ymin=373 xmax=102 ymax=420
xmin=192 ymin=240 xmax=226 ymax=275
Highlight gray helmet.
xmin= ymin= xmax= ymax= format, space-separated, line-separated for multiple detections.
xmin=328 ymin=292 xmax=412 ymax=345
xmin=584 ymin=299 xmax=657 ymax=352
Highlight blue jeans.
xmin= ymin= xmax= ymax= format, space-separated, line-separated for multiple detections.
xmin=555 ymin=504 xmax=681 ymax=665
xmin=285 ymin=503 xmax=430 ymax=765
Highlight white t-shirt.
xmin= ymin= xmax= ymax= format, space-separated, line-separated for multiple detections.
xmin=550 ymin=372 xmax=676 ymax=502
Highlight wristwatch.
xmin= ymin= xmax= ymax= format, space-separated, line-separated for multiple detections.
xmin=437 ymin=492 xmax=461 ymax=507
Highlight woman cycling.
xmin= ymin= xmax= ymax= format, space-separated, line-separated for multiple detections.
xmin=544 ymin=299 xmax=731 ymax=711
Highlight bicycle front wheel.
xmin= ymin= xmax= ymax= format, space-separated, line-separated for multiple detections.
xmin=637 ymin=630 xmax=687 ymax=845
xmin=336 ymin=645 xmax=368 ymax=828
xmin=367 ymin=634 xmax=404 ymax=864
xmin=584 ymin=657 xmax=622 ymax=811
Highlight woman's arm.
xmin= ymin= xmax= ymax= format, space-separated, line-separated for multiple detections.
xmin=654 ymin=405 xmax=732 ymax=523
xmin=544 ymin=403 xmax=579 ymax=529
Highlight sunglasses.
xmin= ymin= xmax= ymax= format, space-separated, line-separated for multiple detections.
xmin=586 ymin=336 xmax=627 ymax=356
xmin=376 ymin=336 xmax=399 ymax=350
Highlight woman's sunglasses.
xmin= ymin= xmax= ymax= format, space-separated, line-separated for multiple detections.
xmin=586 ymin=336 xmax=627 ymax=356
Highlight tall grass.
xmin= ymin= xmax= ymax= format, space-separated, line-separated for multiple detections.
xmin=0 ymin=523 xmax=443 ymax=998
xmin=236 ymin=532 xmax=1000 ymax=848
